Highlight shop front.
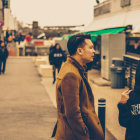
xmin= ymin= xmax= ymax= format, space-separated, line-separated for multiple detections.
xmin=124 ymin=36 xmax=140 ymax=89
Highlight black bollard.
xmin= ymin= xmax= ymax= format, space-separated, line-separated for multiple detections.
xmin=98 ymin=98 xmax=106 ymax=138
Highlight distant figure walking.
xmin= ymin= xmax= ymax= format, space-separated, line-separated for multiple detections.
xmin=118 ymin=62 xmax=140 ymax=140
xmin=0 ymin=41 xmax=9 ymax=74
xmin=49 ymin=43 xmax=66 ymax=84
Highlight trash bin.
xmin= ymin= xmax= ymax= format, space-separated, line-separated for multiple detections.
xmin=112 ymin=58 xmax=124 ymax=67
xmin=110 ymin=58 xmax=125 ymax=88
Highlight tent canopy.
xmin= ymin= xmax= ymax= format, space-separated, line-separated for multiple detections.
xmin=84 ymin=10 xmax=140 ymax=33
xmin=62 ymin=26 xmax=126 ymax=42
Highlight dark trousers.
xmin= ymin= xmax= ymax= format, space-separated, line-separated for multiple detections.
xmin=0 ymin=59 xmax=7 ymax=74
xmin=53 ymin=65 xmax=61 ymax=83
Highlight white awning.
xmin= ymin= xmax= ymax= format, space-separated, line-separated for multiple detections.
xmin=84 ymin=10 xmax=140 ymax=33
xmin=37 ymin=33 xmax=45 ymax=39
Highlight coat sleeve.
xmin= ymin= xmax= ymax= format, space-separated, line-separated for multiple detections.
xmin=62 ymin=51 xmax=67 ymax=62
xmin=117 ymin=100 xmax=132 ymax=127
xmin=61 ymin=72 xmax=89 ymax=139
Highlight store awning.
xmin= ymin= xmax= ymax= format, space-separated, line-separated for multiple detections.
xmin=62 ymin=26 xmax=126 ymax=42
xmin=85 ymin=27 xmax=126 ymax=35
xmin=84 ymin=10 xmax=140 ymax=33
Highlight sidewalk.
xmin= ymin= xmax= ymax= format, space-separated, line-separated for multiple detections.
xmin=0 ymin=57 xmax=56 ymax=140
xmin=88 ymin=69 xmax=127 ymax=140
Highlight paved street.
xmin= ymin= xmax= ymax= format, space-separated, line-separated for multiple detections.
xmin=0 ymin=57 xmax=127 ymax=140
xmin=0 ymin=57 xmax=56 ymax=140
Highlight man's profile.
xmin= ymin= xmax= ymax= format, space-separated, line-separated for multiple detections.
xmin=53 ymin=34 xmax=104 ymax=140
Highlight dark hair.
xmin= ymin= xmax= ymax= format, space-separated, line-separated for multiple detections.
xmin=55 ymin=43 xmax=62 ymax=50
xmin=67 ymin=34 xmax=91 ymax=56
xmin=55 ymin=43 xmax=60 ymax=47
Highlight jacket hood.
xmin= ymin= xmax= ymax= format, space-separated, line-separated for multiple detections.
xmin=134 ymin=62 xmax=140 ymax=94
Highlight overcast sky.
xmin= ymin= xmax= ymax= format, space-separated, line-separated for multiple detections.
xmin=11 ymin=0 xmax=96 ymax=27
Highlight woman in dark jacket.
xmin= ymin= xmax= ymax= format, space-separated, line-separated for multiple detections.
xmin=118 ymin=62 xmax=140 ymax=140
xmin=49 ymin=43 xmax=66 ymax=84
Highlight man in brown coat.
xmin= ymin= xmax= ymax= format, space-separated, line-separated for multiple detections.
xmin=54 ymin=34 xmax=104 ymax=140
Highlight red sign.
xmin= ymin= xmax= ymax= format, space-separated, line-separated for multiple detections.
xmin=0 ymin=21 xmax=3 ymax=27
xmin=33 ymin=41 xmax=44 ymax=46
xmin=25 ymin=35 xmax=32 ymax=42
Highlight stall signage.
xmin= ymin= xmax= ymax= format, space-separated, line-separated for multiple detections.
xmin=0 ymin=21 xmax=3 ymax=27
xmin=33 ymin=40 xmax=44 ymax=46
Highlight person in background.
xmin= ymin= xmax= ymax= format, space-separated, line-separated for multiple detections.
xmin=52 ymin=34 xmax=104 ymax=140
xmin=0 ymin=41 xmax=9 ymax=74
xmin=118 ymin=62 xmax=140 ymax=140
xmin=17 ymin=33 xmax=22 ymax=45
xmin=49 ymin=43 xmax=66 ymax=84
xmin=5 ymin=31 xmax=9 ymax=42
xmin=134 ymin=40 xmax=140 ymax=54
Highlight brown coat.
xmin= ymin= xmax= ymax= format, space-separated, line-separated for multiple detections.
xmin=55 ymin=56 xmax=104 ymax=140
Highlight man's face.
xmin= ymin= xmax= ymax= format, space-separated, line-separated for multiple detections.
xmin=1 ymin=42 xmax=5 ymax=47
xmin=79 ymin=39 xmax=95 ymax=64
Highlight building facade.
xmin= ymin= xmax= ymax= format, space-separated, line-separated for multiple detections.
xmin=85 ymin=2 xmax=140 ymax=138
xmin=86 ymin=0 xmax=140 ymax=32
xmin=0 ymin=0 xmax=3 ymax=39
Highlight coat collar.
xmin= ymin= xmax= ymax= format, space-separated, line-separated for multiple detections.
xmin=68 ymin=56 xmax=93 ymax=101
xmin=68 ymin=56 xmax=87 ymax=73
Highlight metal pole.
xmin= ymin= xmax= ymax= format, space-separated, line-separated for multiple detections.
xmin=98 ymin=98 xmax=106 ymax=138
xmin=129 ymin=65 xmax=132 ymax=89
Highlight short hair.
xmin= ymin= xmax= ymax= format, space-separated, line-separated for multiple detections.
xmin=67 ymin=34 xmax=91 ymax=56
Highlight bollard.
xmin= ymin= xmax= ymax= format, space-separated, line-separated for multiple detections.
xmin=98 ymin=98 xmax=106 ymax=138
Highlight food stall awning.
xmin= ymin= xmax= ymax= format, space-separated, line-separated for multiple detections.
xmin=84 ymin=10 xmax=140 ymax=33
xmin=62 ymin=27 xmax=126 ymax=42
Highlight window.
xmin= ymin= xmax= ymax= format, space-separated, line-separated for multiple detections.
xmin=126 ymin=37 xmax=140 ymax=55
xmin=121 ymin=0 xmax=131 ymax=8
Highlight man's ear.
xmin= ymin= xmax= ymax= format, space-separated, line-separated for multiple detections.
xmin=77 ymin=48 xmax=83 ymax=55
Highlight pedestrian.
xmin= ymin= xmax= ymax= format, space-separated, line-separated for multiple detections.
xmin=52 ymin=34 xmax=104 ymax=140
xmin=49 ymin=43 xmax=66 ymax=84
xmin=118 ymin=62 xmax=140 ymax=140
xmin=0 ymin=41 xmax=9 ymax=74
xmin=5 ymin=30 xmax=9 ymax=42
xmin=17 ymin=33 xmax=22 ymax=45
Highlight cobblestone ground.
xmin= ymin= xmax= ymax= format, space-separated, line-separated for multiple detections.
xmin=0 ymin=57 xmax=57 ymax=140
